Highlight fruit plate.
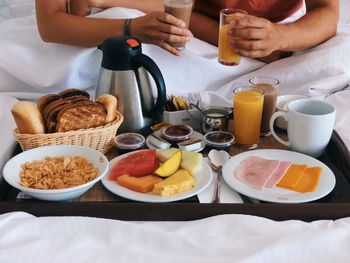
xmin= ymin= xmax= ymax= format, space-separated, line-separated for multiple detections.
xmin=101 ymin=151 xmax=213 ymax=203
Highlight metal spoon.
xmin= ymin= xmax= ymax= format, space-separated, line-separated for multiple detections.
xmin=208 ymin=149 xmax=230 ymax=203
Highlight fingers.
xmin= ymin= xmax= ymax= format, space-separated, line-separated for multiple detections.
xmin=232 ymin=39 xmax=271 ymax=58
xmin=157 ymin=22 xmax=190 ymax=37
xmin=232 ymin=39 xmax=265 ymax=51
xmin=153 ymin=39 xmax=181 ymax=56
xmin=230 ymin=27 xmax=266 ymax=40
xmin=157 ymin=12 xmax=187 ymax=29
xmin=226 ymin=15 xmax=278 ymax=58
xmin=133 ymin=12 xmax=190 ymax=56
xmin=235 ymin=48 xmax=265 ymax=59
xmin=230 ymin=15 xmax=269 ymax=29
xmin=156 ymin=31 xmax=189 ymax=44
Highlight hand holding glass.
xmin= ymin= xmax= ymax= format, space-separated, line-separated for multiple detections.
xmin=164 ymin=0 xmax=193 ymax=50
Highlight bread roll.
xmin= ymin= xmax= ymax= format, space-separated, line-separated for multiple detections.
xmin=96 ymin=94 xmax=117 ymax=123
xmin=11 ymin=101 xmax=46 ymax=134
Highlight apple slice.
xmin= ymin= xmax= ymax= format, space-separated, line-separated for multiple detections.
xmin=154 ymin=150 xmax=182 ymax=177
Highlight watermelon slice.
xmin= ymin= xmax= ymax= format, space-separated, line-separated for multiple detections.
xmin=109 ymin=149 xmax=159 ymax=180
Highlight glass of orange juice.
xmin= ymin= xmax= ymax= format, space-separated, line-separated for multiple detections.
xmin=218 ymin=8 xmax=247 ymax=66
xmin=233 ymin=86 xmax=264 ymax=149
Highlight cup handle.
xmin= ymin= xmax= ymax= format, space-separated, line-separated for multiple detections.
xmin=269 ymin=111 xmax=290 ymax=147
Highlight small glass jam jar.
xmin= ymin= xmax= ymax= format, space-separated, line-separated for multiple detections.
xmin=161 ymin=124 xmax=193 ymax=142
xmin=203 ymin=131 xmax=235 ymax=151
xmin=114 ymin=133 xmax=145 ymax=153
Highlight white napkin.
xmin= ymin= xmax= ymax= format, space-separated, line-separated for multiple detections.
xmin=197 ymin=158 xmax=243 ymax=203
xmin=0 ymin=94 xmax=18 ymax=173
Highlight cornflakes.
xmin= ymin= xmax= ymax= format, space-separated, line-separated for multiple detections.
xmin=19 ymin=156 xmax=99 ymax=190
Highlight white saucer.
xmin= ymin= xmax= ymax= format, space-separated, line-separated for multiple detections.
xmin=146 ymin=130 xmax=205 ymax=152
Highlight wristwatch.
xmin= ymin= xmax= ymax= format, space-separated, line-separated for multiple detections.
xmin=123 ymin=19 xmax=132 ymax=36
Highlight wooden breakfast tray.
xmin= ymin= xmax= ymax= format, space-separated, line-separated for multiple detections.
xmin=0 ymin=130 xmax=349 ymax=222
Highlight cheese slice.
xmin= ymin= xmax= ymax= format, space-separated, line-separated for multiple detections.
xmin=153 ymin=169 xmax=194 ymax=197
xmin=277 ymin=164 xmax=308 ymax=188
xmin=291 ymin=166 xmax=322 ymax=193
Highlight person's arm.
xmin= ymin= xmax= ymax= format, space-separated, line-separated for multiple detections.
xmin=90 ymin=0 xmax=164 ymax=13
xmin=35 ymin=0 xmax=189 ymax=55
xmin=189 ymin=11 xmax=219 ymax=46
xmin=230 ymin=0 xmax=339 ymax=60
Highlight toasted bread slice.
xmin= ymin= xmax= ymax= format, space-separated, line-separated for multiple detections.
xmin=36 ymin=94 xmax=60 ymax=114
xmin=47 ymin=100 xmax=94 ymax=133
xmin=56 ymin=103 xmax=106 ymax=132
xmin=58 ymin=88 xmax=90 ymax=99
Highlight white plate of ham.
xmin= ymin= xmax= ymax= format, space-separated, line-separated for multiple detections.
xmin=222 ymin=149 xmax=336 ymax=203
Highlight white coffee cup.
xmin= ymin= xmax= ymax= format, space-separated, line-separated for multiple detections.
xmin=269 ymin=99 xmax=336 ymax=158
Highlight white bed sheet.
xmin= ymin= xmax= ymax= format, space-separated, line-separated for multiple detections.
xmin=1 ymin=212 xmax=350 ymax=263
xmin=1 ymin=2 xmax=350 ymax=261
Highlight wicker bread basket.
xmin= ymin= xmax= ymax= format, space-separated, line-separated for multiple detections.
xmin=13 ymin=111 xmax=123 ymax=154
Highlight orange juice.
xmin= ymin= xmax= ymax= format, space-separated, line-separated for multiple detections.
xmin=233 ymin=89 xmax=264 ymax=146
xmin=218 ymin=24 xmax=241 ymax=66
xmin=218 ymin=9 xmax=247 ymax=66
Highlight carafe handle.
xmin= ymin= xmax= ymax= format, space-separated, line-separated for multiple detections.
xmin=133 ymin=53 xmax=166 ymax=122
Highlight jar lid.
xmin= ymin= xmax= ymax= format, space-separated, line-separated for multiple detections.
xmin=204 ymin=131 xmax=235 ymax=147
xmin=114 ymin=133 xmax=145 ymax=150
xmin=162 ymin=124 xmax=193 ymax=142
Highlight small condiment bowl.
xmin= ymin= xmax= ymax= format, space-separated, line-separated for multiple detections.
xmin=204 ymin=131 xmax=235 ymax=151
xmin=201 ymin=106 xmax=231 ymax=134
xmin=114 ymin=133 xmax=146 ymax=153
xmin=2 ymin=145 xmax=109 ymax=201
xmin=161 ymin=124 xmax=193 ymax=142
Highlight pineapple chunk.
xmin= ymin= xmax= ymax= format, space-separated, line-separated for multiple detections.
xmin=153 ymin=169 xmax=194 ymax=196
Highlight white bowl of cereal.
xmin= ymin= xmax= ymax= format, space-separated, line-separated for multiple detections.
xmin=2 ymin=145 xmax=109 ymax=201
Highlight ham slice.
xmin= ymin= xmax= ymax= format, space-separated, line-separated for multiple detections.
xmin=234 ymin=156 xmax=280 ymax=190
xmin=265 ymin=161 xmax=291 ymax=188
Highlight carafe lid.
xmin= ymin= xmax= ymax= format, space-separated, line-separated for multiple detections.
xmin=98 ymin=36 xmax=142 ymax=70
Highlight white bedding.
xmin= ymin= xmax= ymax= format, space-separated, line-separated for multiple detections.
xmin=1 ymin=212 xmax=350 ymax=263
xmin=1 ymin=2 xmax=350 ymax=261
